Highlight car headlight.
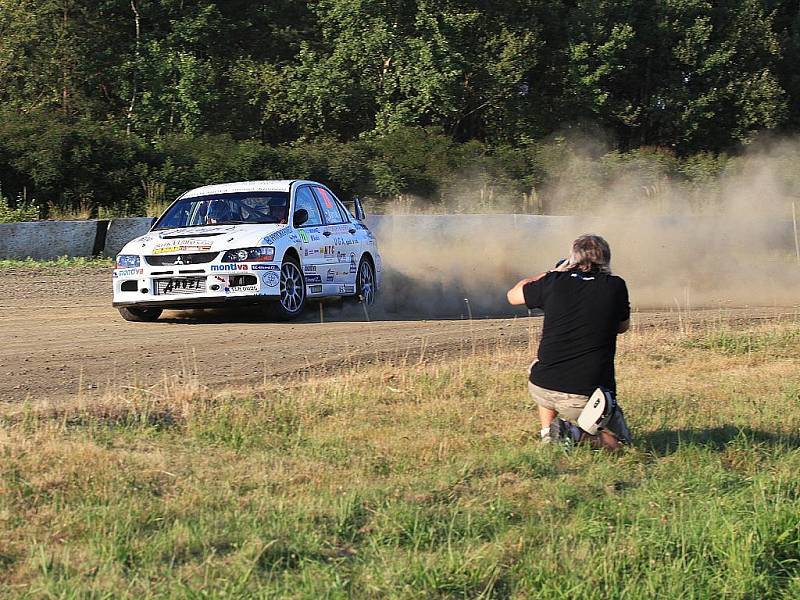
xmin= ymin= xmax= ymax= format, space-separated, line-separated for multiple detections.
xmin=221 ymin=246 xmax=275 ymax=263
xmin=116 ymin=254 xmax=140 ymax=268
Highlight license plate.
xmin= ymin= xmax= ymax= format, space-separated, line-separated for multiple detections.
xmin=155 ymin=277 xmax=206 ymax=295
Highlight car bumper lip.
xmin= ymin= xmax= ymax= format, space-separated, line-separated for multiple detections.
xmin=112 ymin=294 xmax=276 ymax=309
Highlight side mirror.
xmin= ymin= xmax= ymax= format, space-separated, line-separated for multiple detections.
xmin=353 ymin=197 xmax=366 ymax=221
xmin=293 ymin=208 xmax=309 ymax=228
xmin=149 ymin=216 xmax=158 ymax=230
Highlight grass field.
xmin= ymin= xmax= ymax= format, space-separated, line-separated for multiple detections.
xmin=2 ymin=316 xmax=799 ymax=598
xmin=0 ymin=256 xmax=113 ymax=270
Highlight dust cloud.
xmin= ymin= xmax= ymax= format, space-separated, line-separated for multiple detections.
xmin=373 ymin=138 xmax=800 ymax=317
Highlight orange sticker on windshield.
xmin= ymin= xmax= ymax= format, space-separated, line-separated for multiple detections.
xmin=317 ymin=187 xmax=333 ymax=209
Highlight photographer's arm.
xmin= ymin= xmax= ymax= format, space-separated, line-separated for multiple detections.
xmin=506 ymin=272 xmax=547 ymax=305
xmin=507 ymin=261 xmax=572 ymax=306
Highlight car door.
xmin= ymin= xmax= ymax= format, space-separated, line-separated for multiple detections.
xmin=312 ymin=185 xmax=357 ymax=295
xmin=292 ymin=185 xmax=327 ymax=296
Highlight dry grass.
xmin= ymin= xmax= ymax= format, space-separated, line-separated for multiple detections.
xmin=1 ymin=315 xmax=799 ymax=598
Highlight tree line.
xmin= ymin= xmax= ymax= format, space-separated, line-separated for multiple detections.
xmin=2 ymin=0 xmax=800 ymax=216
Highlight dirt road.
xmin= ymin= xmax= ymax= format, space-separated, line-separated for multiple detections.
xmin=1 ymin=267 xmax=797 ymax=403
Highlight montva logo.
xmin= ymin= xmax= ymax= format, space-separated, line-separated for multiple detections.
xmin=211 ymin=264 xmax=248 ymax=271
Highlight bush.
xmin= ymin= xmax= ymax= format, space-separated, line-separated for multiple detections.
xmin=0 ymin=109 xmax=149 ymax=217
xmin=0 ymin=193 xmax=38 ymax=223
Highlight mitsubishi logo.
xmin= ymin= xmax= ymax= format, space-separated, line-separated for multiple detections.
xmin=173 ymin=255 xmax=185 ymax=265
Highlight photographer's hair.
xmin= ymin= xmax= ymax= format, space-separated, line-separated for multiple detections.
xmin=569 ymin=234 xmax=611 ymax=273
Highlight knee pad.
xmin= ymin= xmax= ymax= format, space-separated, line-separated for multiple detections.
xmin=577 ymin=388 xmax=632 ymax=444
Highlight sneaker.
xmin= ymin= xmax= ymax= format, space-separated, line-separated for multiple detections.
xmin=539 ymin=427 xmax=551 ymax=444
xmin=549 ymin=418 xmax=582 ymax=446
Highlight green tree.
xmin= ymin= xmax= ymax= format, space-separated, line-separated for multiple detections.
xmin=564 ymin=0 xmax=786 ymax=152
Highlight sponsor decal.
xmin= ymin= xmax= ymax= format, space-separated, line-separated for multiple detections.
xmin=338 ymin=285 xmax=355 ymax=294
xmin=158 ymin=226 xmax=234 ymax=239
xmin=320 ymin=245 xmax=335 ymax=256
xmin=309 ymin=284 xmax=323 ymax=294
xmin=251 ymin=264 xmax=279 ymax=271
xmin=333 ymin=236 xmax=359 ymax=246
xmin=152 ymin=244 xmax=212 ymax=254
xmin=262 ymin=272 xmax=279 ymax=287
xmin=305 ymin=274 xmax=322 ymax=284
xmin=211 ymin=264 xmax=248 ymax=271
xmin=303 ymin=264 xmax=317 ymax=273
xmin=260 ymin=227 xmax=292 ymax=245
xmin=113 ymin=268 xmax=143 ymax=278
xmin=152 ymin=246 xmax=180 ymax=254
xmin=350 ymin=253 xmax=357 ymax=273
xmin=154 ymin=238 xmax=213 ymax=249
xmin=326 ymin=268 xmax=335 ymax=283
xmin=298 ymin=230 xmax=310 ymax=243
xmin=317 ymin=187 xmax=334 ymax=209
xmin=213 ymin=275 xmax=226 ymax=283
xmin=231 ymin=284 xmax=260 ymax=292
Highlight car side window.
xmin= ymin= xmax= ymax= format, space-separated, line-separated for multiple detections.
xmin=334 ymin=199 xmax=353 ymax=222
xmin=313 ymin=186 xmax=346 ymax=225
xmin=294 ymin=187 xmax=323 ymax=227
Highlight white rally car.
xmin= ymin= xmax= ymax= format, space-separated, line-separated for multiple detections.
xmin=112 ymin=180 xmax=381 ymax=321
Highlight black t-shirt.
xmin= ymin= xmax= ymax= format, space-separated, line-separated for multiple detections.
xmin=523 ymin=269 xmax=630 ymax=396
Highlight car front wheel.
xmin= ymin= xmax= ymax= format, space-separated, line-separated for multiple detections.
xmin=118 ymin=306 xmax=163 ymax=322
xmin=270 ymin=256 xmax=306 ymax=319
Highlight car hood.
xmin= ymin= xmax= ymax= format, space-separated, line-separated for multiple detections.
xmin=120 ymin=223 xmax=288 ymax=255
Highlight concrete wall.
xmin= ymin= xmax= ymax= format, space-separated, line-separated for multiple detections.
xmin=103 ymin=217 xmax=154 ymax=257
xmin=0 ymin=220 xmax=104 ymax=260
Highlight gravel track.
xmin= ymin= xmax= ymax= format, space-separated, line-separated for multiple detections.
xmin=1 ymin=267 xmax=797 ymax=403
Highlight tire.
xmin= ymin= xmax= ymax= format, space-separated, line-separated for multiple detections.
xmin=268 ymin=255 xmax=306 ymax=320
xmin=355 ymin=256 xmax=377 ymax=306
xmin=118 ymin=306 xmax=163 ymax=322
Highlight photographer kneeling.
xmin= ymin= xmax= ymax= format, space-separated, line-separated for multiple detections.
xmin=507 ymin=234 xmax=631 ymax=449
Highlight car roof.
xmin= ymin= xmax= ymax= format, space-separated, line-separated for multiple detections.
xmin=182 ymin=180 xmax=323 ymax=198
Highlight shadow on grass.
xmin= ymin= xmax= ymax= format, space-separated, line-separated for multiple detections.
xmin=639 ymin=426 xmax=800 ymax=455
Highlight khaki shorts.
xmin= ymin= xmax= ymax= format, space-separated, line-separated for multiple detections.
xmin=528 ymin=381 xmax=590 ymax=423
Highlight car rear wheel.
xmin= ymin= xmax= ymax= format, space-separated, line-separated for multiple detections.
xmin=356 ymin=257 xmax=376 ymax=305
xmin=268 ymin=256 xmax=306 ymax=320
xmin=118 ymin=306 xmax=163 ymax=322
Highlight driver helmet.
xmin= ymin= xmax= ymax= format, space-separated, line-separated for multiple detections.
xmin=270 ymin=197 xmax=289 ymax=223
xmin=206 ymin=200 xmax=231 ymax=224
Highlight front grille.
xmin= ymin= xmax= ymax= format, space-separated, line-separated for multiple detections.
xmin=145 ymin=252 xmax=218 ymax=266
xmin=154 ymin=276 xmax=207 ymax=295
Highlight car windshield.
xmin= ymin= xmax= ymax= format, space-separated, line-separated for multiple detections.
xmin=153 ymin=191 xmax=290 ymax=230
